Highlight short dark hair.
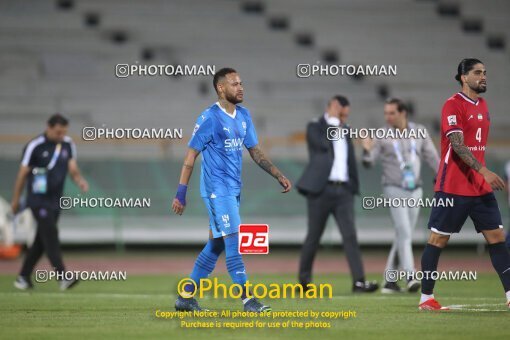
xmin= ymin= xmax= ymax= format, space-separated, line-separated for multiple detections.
xmin=330 ymin=95 xmax=350 ymax=107
xmin=455 ymin=58 xmax=483 ymax=85
xmin=213 ymin=67 xmax=237 ymax=93
xmin=47 ymin=113 xmax=69 ymax=127
xmin=385 ymin=98 xmax=407 ymax=113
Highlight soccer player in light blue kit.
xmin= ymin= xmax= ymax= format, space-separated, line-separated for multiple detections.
xmin=172 ymin=68 xmax=292 ymax=312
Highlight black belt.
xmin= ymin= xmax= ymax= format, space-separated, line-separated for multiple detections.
xmin=328 ymin=180 xmax=348 ymax=186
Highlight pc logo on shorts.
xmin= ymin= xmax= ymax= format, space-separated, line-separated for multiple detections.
xmin=239 ymin=224 xmax=269 ymax=254
xmin=222 ymin=214 xmax=230 ymax=228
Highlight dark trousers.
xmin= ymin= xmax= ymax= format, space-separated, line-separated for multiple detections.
xmin=299 ymin=183 xmax=365 ymax=284
xmin=20 ymin=207 xmax=65 ymax=277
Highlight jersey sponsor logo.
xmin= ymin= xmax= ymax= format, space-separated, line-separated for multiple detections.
xmin=447 ymin=115 xmax=457 ymax=126
xmin=223 ymin=127 xmax=231 ymax=134
xmin=468 ymin=145 xmax=486 ymax=152
xmin=224 ymin=137 xmax=244 ymax=150
xmin=239 ymin=224 xmax=269 ymax=254
xmin=468 ymin=115 xmax=474 ymax=121
xmin=221 ymin=214 xmax=230 ymax=228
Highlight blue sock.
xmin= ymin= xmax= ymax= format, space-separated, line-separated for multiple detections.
xmin=224 ymin=233 xmax=248 ymax=299
xmin=420 ymin=244 xmax=442 ymax=295
xmin=488 ymin=242 xmax=510 ymax=292
xmin=184 ymin=238 xmax=224 ymax=294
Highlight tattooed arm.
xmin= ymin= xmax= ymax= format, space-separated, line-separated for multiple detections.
xmin=448 ymin=132 xmax=505 ymax=190
xmin=248 ymin=145 xmax=292 ymax=193
xmin=448 ymin=132 xmax=482 ymax=171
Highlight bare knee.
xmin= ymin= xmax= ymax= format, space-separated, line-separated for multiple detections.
xmin=482 ymin=229 xmax=506 ymax=244
xmin=427 ymin=232 xmax=450 ymax=248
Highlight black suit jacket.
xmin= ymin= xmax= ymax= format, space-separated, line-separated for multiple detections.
xmin=296 ymin=116 xmax=359 ymax=196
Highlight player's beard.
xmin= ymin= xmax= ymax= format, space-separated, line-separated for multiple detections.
xmin=469 ymin=81 xmax=487 ymax=94
xmin=225 ymin=92 xmax=243 ymax=104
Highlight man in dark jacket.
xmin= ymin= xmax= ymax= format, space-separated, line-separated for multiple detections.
xmin=296 ymin=95 xmax=378 ymax=293
xmin=11 ymin=114 xmax=89 ymax=291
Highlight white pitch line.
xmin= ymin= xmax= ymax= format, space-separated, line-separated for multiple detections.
xmin=330 ymin=296 xmax=504 ymax=301
xmin=446 ymin=303 xmax=508 ymax=312
xmin=448 ymin=303 xmax=502 ymax=308
xmin=451 ymin=309 xmax=506 ymax=312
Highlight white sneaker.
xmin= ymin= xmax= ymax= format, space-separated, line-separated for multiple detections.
xmin=59 ymin=277 xmax=79 ymax=291
xmin=14 ymin=276 xmax=33 ymax=290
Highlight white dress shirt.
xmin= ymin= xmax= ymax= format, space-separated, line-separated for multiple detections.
xmin=325 ymin=113 xmax=349 ymax=182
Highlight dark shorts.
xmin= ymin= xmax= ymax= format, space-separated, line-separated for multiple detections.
xmin=427 ymin=191 xmax=503 ymax=235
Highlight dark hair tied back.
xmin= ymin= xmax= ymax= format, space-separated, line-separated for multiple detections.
xmin=455 ymin=58 xmax=483 ymax=85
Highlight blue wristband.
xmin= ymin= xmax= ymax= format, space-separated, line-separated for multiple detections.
xmin=175 ymin=184 xmax=188 ymax=205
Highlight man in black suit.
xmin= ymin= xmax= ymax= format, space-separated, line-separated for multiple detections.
xmin=296 ymin=95 xmax=378 ymax=293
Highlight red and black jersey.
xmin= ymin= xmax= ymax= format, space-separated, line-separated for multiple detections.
xmin=435 ymin=92 xmax=492 ymax=196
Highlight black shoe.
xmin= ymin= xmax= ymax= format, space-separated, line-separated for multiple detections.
xmin=175 ymin=296 xmax=206 ymax=311
xmin=406 ymin=279 xmax=421 ymax=293
xmin=14 ymin=276 xmax=33 ymax=290
xmin=381 ymin=281 xmax=403 ymax=294
xmin=352 ymin=280 xmax=379 ymax=293
xmin=296 ymin=281 xmax=311 ymax=293
xmin=243 ymin=298 xmax=271 ymax=313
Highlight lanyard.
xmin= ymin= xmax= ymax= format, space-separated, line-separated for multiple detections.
xmin=392 ymin=139 xmax=416 ymax=170
xmin=46 ymin=143 xmax=62 ymax=170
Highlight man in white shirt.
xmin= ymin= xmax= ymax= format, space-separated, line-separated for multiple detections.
xmin=362 ymin=98 xmax=439 ymax=293
xmin=296 ymin=95 xmax=378 ymax=293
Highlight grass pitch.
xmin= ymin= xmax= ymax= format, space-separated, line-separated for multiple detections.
xmin=0 ymin=273 xmax=508 ymax=339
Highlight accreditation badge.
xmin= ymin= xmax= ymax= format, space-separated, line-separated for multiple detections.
xmin=32 ymin=167 xmax=48 ymax=194
xmin=401 ymin=164 xmax=416 ymax=191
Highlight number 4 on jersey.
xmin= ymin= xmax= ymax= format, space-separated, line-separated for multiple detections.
xmin=475 ymin=127 xmax=481 ymax=143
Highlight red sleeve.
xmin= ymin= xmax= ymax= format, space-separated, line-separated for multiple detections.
xmin=441 ymin=99 xmax=464 ymax=137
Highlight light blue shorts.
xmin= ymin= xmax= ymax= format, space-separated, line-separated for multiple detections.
xmin=202 ymin=195 xmax=241 ymax=238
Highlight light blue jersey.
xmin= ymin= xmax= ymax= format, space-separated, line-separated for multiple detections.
xmin=188 ymin=102 xmax=259 ymax=198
